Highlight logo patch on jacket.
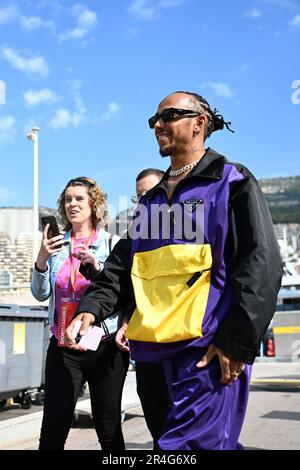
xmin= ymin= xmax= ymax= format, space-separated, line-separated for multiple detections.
xmin=183 ymin=199 xmax=203 ymax=211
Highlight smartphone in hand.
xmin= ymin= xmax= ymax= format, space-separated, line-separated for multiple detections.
xmin=41 ymin=215 xmax=63 ymax=248
xmin=73 ymin=320 xmax=103 ymax=350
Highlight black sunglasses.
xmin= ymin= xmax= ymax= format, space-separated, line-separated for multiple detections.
xmin=148 ymin=107 xmax=201 ymax=129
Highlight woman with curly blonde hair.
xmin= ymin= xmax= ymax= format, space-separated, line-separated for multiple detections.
xmin=31 ymin=176 xmax=129 ymax=450
xmin=57 ymin=176 xmax=109 ymax=232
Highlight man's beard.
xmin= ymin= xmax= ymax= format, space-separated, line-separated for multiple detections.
xmin=159 ymin=144 xmax=175 ymax=158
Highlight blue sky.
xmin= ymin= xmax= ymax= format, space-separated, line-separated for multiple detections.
xmin=0 ymin=0 xmax=300 ymax=215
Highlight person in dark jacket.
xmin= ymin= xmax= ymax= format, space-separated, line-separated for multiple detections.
xmin=116 ymin=167 xmax=170 ymax=450
xmin=65 ymin=91 xmax=283 ymax=450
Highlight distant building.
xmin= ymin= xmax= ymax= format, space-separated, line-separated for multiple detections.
xmin=0 ymin=231 xmax=34 ymax=287
xmin=110 ymin=206 xmax=135 ymax=236
xmin=16 ymin=231 xmax=42 ymax=278
xmin=0 ymin=206 xmax=57 ymax=241
xmin=0 ymin=208 xmax=35 ymax=242
xmin=274 ymin=223 xmax=300 ymax=258
xmin=0 ymin=207 xmax=54 ymax=289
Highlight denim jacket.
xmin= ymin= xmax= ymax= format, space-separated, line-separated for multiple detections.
xmin=31 ymin=228 xmax=120 ymax=334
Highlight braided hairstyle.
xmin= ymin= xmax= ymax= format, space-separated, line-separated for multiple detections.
xmin=174 ymin=91 xmax=234 ymax=139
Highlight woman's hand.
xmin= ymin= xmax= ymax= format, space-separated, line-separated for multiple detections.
xmin=36 ymin=224 xmax=64 ymax=271
xmin=73 ymin=246 xmax=100 ymax=272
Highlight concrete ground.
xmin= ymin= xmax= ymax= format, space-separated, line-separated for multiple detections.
xmin=1 ymin=361 xmax=299 ymax=451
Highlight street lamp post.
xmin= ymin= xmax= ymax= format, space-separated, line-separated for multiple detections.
xmin=26 ymin=127 xmax=40 ymax=264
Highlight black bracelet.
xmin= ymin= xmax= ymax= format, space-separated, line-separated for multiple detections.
xmin=35 ymin=262 xmax=48 ymax=273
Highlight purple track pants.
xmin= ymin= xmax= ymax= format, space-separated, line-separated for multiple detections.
xmin=158 ymin=347 xmax=252 ymax=450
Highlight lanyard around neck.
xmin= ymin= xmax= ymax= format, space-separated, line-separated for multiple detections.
xmin=70 ymin=229 xmax=95 ymax=293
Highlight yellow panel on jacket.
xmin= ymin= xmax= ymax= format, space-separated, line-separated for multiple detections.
xmin=127 ymin=243 xmax=212 ymax=343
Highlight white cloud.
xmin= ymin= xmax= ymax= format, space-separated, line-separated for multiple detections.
xmin=1 ymin=47 xmax=49 ymax=77
xmin=243 ymin=1 xmax=298 ymax=29
xmin=101 ymin=102 xmax=121 ymax=121
xmin=260 ymin=0 xmax=297 ymax=9
xmin=48 ymin=80 xmax=86 ymax=129
xmin=0 ymin=7 xmax=57 ymax=37
xmin=21 ymin=15 xmax=55 ymax=32
xmin=0 ymin=186 xmax=18 ymax=202
xmin=129 ymin=0 xmax=184 ymax=20
xmin=200 ymin=82 xmax=235 ymax=99
xmin=48 ymin=108 xmax=85 ymax=129
xmin=0 ymin=5 xmax=18 ymax=24
xmin=129 ymin=0 xmax=158 ymax=20
xmin=0 ymin=80 xmax=6 ymax=105
xmin=58 ymin=4 xmax=97 ymax=42
xmin=290 ymin=14 xmax=300 ymax=28
xmin=49 ymin=109 xmax=74 ymax=129
xmin=74 ymin=4 xmax=97 ymax=27
xmin=243 ymin=8 xmax=263 ymax=19
xmin=0 ymin=116 xmax=15 ymax=143
xmin=24 ymin=88 xmax=59 ymax=107
xmin=159 ymin=0 xmax=183 ymax=8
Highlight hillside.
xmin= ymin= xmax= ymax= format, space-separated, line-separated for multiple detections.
xmin=2 ymin=177 xmax=300 ymax=226
xmin=37 ymin=178 xmax=300 ymax=225
xmin=259 ymin=176 xmax=300 ymax=224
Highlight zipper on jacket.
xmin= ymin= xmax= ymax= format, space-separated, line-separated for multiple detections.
xmin=166 ymin=177 xmax=202 ymax=232
xmin=167 ymin=206 xmax=176 ymax=230
xmin=158 ymin=176 xmax=208 ymax=235
xmin=186 ymin=268 xmax=211 ymax=287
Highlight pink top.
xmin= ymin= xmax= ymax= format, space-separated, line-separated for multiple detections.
xmin=52 ymin=235 xmax=94 ymax=339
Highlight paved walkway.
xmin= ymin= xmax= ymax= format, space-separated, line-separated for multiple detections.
xmin=1 ymin=362 xmax=300 ymax=450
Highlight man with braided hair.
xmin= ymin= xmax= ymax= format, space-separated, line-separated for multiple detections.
xmin=66 ymin=91 xmax=282 ymax=450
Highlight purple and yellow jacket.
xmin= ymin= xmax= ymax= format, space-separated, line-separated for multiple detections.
xmin=76 ymin=148 xmax=283 ymax=364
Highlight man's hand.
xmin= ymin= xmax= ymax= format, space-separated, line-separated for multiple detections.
xmin=115 ymin=323 xmax=130 ymax=352
xmin=65 ymin=312 xmax=95 ymax=351
xmin=196 ymin=344 xmax=245 ymax=385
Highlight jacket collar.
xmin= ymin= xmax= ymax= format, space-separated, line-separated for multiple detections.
xmin=143 ymin=147 xmax=227 ymax=200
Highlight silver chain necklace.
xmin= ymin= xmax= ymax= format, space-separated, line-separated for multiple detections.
xmin=169 ymin=159 xmax=200 ymax=178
